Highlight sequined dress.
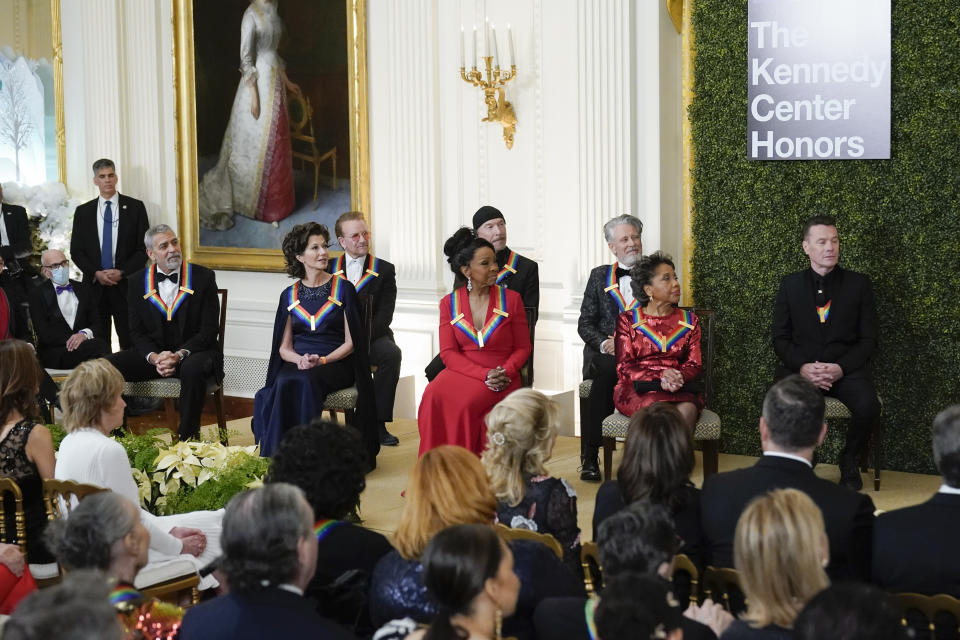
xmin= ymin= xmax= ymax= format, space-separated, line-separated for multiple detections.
xmin=0 ymin=421 xmax=53 ymax=563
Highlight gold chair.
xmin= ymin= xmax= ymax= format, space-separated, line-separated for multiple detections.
xmin=895 ymin=592 xmax=960 ymax=640
xmin=673 ymin=553 xmax=700 ymax=606
xmin=0 ymin=477 xmax=27 ymax=555
xmin=580 ymin=541 xmax=601 ymax=596
xmin=495 ymin=523 xmax=563 ymax=560
xmin=702 ymin=566 xmax=745 ymax=614
xmin=288 ymin=90 xmax=337 ymax=206
xmin=42 ymin=479 xmax=107 ymax=521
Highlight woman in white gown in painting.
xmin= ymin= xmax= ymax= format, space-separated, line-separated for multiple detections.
xmin=198 ymin=0 xmax=300 ymax=231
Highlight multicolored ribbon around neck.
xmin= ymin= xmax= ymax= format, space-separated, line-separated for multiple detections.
xmin=817 ymin=299 xmax=831 ymax=323
xmin=604 ymin=263 xmax=639 ymax=312
xmin=585 ymin=598 xmax=598 ymax=640
xmin=109 ymin=584 xmax=142 ymax=606
xmin=630 ymin=308 xmax=694 ymax=352
xmin=496 ymin=251 xmax=519 ymax=284
xmin=287 ymin=276 xmax=345 ymax=331
xmin=449 ymin=285 xmax=509 ymax=348
xmin=142 ymin=262 xmax=194 ymax=321
xmin=330 ymin=254 xmax=381 ymax=292
xmin=315 ymin=518 xmax=347 ymax=543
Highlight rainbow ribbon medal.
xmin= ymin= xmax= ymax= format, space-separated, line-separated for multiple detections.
xmin=142 ymin=262 xmax=194 ymax=321
xmin=585 ymin=598 xmax=599 ymax=640
xmin=604 ymin=263 xmax=639 ymax=312
xmin=449 ymin=285 xmax=509 ymax=348
xmin=817 ymin=299 xmax=831 ymax=323
xmin=315 ymin=518 xmax=347 ymax=543
xmin=354 ymin=255 xmax=381 ymax=292
xmin=287 ymin=276 xmax=345 ymax=332
xmin=496 ymin=251 xmax=519 ymax=284
xmin=109 ymin=585 xmax=142 ymax=606
xmin=631 ymin=308 xmax=695 ymax=352
xmin=330 ymin=254 xmax=345 ymax=276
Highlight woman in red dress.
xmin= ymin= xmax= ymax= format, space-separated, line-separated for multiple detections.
xmin=418 ymin=228 xmax=531 ymax=456
xmin=613 ymin=251 xmax=703 ymax=432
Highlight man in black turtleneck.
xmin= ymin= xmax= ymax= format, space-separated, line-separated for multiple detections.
xmin=772 ymin=214 xmax=879 ymax=491
xmin=424 ymin=205 xmax=539 ymax=382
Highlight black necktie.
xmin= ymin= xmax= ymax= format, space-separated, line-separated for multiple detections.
xmin=157 ymin=271 xmax=179 ymax=284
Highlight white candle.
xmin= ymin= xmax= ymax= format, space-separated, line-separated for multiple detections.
xmin=485 ymin=17 xmax=491 ymax=58
xmin=507 ymin=24 xmax=516 ymax=67
xmin=472 ymin=26 xmax=478 ymax=69
xmin=459 ymin=26 xmax=465 ymax=68
xmin=490 ymin=24 xmax=499 ymax=67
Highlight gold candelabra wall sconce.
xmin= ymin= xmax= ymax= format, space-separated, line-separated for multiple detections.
xmin=460 ymin=21 xmax=518 ymax=149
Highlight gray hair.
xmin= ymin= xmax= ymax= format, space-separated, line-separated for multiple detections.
xmin=597 ymin=501 xmax=677 ymax=578
xmin=933 ymin=405 xmax=960 ymax=487
xmin=4 ymin=570 xmax=123 ymax=640
xmin=603 ymin=214 xmax=643 ymax=243
xmin=91 ymin=158 xmax=115 ymax=176
xmin=761 ymin=375 xmax=826 ymax=451
xmin=219 ymin=483 xmax=314 ymax=594
xmin=45 ymin=492 xmax=139 ymax=571
xmin=144 ymin=223 xmax=175 ymax=250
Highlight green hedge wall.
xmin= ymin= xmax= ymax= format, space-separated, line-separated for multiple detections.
xmin=690 ymin=1 xmax=960 ymax=473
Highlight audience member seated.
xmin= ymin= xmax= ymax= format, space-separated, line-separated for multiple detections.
xmin=534 ymin=501 xmax=729 ymax=640
xmin=253 ymin=222 xmax=378 ymax=462
xmin=873 ymin=403 xmax=960 ymax=597
xmin=794 ymin=583 xmax=907 ymax=640
xmin=722 ymin=489 xmax=830 ymax=640
xmin=105 ymin=224 xmax=223 ymax=440
xmin=595 ymin=573 xmax=685 ymax=640
xmin=28 ymin=249 xmax=110 ymax=369
xmin=45 ymin=491 xmax=182 ymax=638
xmin=55 ymin=359 xmax=222 ymax=588
xmin=179 ymin=483 xmax=355 ymax=640
xmin=369 ymin=445 xmax=581 ymax=640
xmin=700 ymin=375 xmax=874 ymax=581
xmin=4 ymin=570 xmax=124 ymax=640
xmin=0 ymin=340 xmax=56 ymax=564
xmin=418 ymin=229 xmax=531 ymax=456
xmin=377 ymin=524 xmax=522 ymax=640
xmin=266 ymin=420 xmax=393 ymax=635
xmin=481 ymin=388 xmax=581 ymax=575
xmin=614 ymin=251 xmax=703 ymax=433
xmin=593 ymin=403 xmax=702 ymax=564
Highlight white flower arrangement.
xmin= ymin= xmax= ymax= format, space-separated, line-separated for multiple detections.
xmin=1 ymin=181 xmax=83 ymax=265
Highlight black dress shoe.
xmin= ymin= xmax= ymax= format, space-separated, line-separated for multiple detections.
xmin=580 ymin=456 xmax=601 ymax=482
xmin=379 ymin=427 xmax=399 ymax=446
xmin=839 ymin=458 xmax=863 ymax=491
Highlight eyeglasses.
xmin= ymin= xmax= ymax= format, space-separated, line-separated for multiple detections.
xmin=345 ymin=231 xmax=370 ymax=242
xmin=43 ymin=259 xmax=69 ymax=269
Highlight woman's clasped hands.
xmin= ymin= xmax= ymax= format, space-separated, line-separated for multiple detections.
xmin=296 ymin=353 xmax=323 ymax=370
xmin=485 ymin=366 xmax=510 ymax=392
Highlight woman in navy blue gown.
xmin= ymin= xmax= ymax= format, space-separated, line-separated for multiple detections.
xmin=253 ymin=222 xmax=378 ymax=463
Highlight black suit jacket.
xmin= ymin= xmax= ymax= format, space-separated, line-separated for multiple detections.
xmin=873 ymin=492 xmax=960 ymax=596
xmin=126 ymin=263 xmax=223 ymax=379
xmin=578 ymin=264 xmax=629 ymax=376
xmin=180 ymin=588 xmax=356 ymax=640
xmin=69 ymin=194 xmax=149 ymax=296
xmin=497 ymin=247 xmax=540 ymax=321
xmin=533 ymin=596 xmax=716 ymax=640
xmin=773 ymin=266 xmax=877 ymax=375
xmin=28 ymin=279 xmax=104 ymax=351
xmin=328 ymin=254 xmax=397 ymax=342
xmin=700 ymin=455 xmax=874 ymax=581
xmin=0 ymin=203 xmax=30 ymax=263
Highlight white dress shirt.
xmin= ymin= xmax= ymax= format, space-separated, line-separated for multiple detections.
xmin=939 ymin=483 xmax=960 ymax=495
xmin=96 ymin=195 xmax=120 ymax=266
xmin=762 ymin=450 xmax=814 ymax=467
xmin=0 ymin=212 xmax=8 ymax=247
xmin=156 ymin=267 xmax=179 ymax=307
xmin=53 ymin=284 xmax=92 ymax=338
xmin=344 ymin=252 xmax=366 ymax=285
xmin=619 ymin=273 xmax=635 ymax=308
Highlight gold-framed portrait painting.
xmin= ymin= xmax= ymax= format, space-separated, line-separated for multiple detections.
xmin=173 ymin=0 xmax=369 ymax=272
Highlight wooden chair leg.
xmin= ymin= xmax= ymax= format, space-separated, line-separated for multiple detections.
xmin=214 ymin=389 xmax=228 ymax=446
xmin=701 ymin=440 xmax=719 ymax=478
xmin=602 ymin=437 xmax=615 ymax=481
xmin=343 ymin=408 xmax=355 ymax=426
xmin=164 ymin=398 xmax=178 ymax=438
xmin=873 ymin=426 xmax=882 ymax=492
xmin=327 ymin=410 xmax=339 ymax=424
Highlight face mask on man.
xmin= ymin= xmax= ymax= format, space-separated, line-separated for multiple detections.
xmin=50 ymin=265 xmax=70 ymax=286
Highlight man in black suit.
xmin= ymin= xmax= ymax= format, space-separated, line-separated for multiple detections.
xmin=424 ymin=205 xmax=540 ymax=383
xmin=700 ymin=375 xmax=875 ymax=582
xmin=577 ymin=214 xmax=643 ymax=481
xmin=70 ymin=159 xmax=150 ymax=349
xmin=330 ymin=211 xmax=401 ymax=446
xmin=0 ymin=184 xmax=32 ymax=272
xmin=180 ymin=484 xmax=354 ymax=640
xmin=873 ymin=404 xmax=960 ymax=597
xmin=107 ymin=224 xmax=222 ymax=440
xmin=28 ymin=249 xmax=109 ymax=368
xmin=773 ymin=215 xmax=880 ymax=490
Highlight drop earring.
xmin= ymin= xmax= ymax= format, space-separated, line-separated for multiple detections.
xmin=467 ymin=278 xmax=473 ymax=292
xmin=494 ymin=606 xmax=502 ymax=640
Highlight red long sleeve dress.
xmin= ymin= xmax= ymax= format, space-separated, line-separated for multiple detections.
xmin=613 ymin=307 xmax=704 ymax=416
xmin=418 ymin=285 xmax=531 ymax=456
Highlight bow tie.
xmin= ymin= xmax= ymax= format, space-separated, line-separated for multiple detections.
xmin=616 ymin=267 xmax=631 ymax=279
xmin=55 ymin=284 xmax=73 ymax=295
xmin=156 ymin=271 xmax=179 ymax=284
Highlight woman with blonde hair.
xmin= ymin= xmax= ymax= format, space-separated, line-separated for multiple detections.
xmin=369 ymin=445 xmax=581 ymax=640
xmin=54 ymin=358 xmax=223 ymax=589
xmin=481 ymin=389 xmax=580 ymax=574
xmin=722 ymin=488 xmax=830 ymax=640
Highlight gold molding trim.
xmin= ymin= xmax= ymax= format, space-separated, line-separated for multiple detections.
xmin=680 ymin=0 xmax=695 ymax=304
xmin=173 ymin=0 xmax=370 ymax=272
xmin=51 ymin=0 xmax=65 ymax=184
xmin=666 ymin=0 xmax=683 ymax=34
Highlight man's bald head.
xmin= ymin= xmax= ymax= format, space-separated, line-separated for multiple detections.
xmin=41 ymin=249 xmax=66 ymax=267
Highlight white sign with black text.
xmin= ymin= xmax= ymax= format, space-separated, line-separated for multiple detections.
xmin=747 ymin=0 xmax=890 ymax=160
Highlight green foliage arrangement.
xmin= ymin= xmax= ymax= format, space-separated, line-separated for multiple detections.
xmin=689 ymin=1 xmax=960 ymax=473
xmin=160 ymin=453 xmax=270 ymax=516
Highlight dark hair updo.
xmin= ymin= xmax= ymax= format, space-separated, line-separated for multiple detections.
xmin=282 ymin=222 xmax=330 ymax=279
xmin=421 ymin=524 xmax=503 ymax=640
xmin=630 ymin=251 xmax=676 ymax=306
xmin=443 ymin=227 xmax=495 ymax=286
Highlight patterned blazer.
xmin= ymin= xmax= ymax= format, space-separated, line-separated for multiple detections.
xmin=578 ymin=263 xmax=636 ymax=376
